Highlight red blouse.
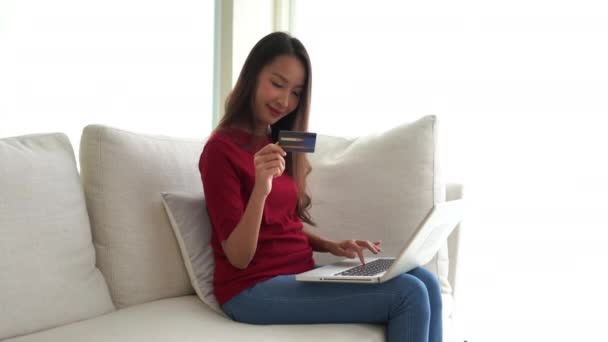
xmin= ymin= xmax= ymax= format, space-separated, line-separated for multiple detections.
xmin=199 ymin=128 xmax=315 ymax=305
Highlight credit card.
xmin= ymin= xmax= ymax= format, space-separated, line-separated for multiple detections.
xmin=277 ymin=130 xmax=317 ymax=153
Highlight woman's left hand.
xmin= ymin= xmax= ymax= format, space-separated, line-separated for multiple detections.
xmin=325 ymin=240 xmax=382 ymax=265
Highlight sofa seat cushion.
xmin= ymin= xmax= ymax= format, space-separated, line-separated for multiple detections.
xmin=0 ymin=133 xmax=115 ymax=340
xmin=7 ymin=295 xmax=457 ymax=341
xmin=4 ymin=296 xmax=387 ymax=342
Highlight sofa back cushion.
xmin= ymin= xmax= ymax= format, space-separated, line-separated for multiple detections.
xmin=0 ymin=133 xmax=115 ymax=340
xmin=79 ymin=125 xmax=204 ymax=308
xmin=306 ymin=115 xmax=451 ymax=293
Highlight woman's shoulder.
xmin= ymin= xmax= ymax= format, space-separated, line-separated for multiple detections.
xmin=204 ymin=127 xmax=268 ymax=155
xmin=199 ymin=132 xmax=237 ymax=175
xmin=201 ymin=131 xmax=233 ymax=159
xmin=206 ymin=127 xmax=248 ymax=149
xmin=201 ymin=128 xmax=253 ymax=164
xmin=205 ymin=130 xmax=229 ymax=147
xmin=199 ymin=129 xmax=255 ymax=178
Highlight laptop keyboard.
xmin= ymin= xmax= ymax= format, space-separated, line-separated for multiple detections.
xmin=335 ymin=258 xmax=395 ymax=277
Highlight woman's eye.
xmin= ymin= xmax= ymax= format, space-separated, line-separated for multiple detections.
xmin=271 ymin=81 xmax=283 ymax=88
xmin=292 ymin=92 xmax=301 ymax=98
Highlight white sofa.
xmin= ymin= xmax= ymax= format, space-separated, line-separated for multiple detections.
xmin=0 ymin=116 xmax=464 ymax=341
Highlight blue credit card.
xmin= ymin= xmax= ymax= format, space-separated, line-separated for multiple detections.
xmin=278 ymin=130 xmax=317 ymax=153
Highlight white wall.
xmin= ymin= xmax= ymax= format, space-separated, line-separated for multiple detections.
xmin=293 ymin=0 xmax=608 ymax=341
xmin=0 ymin=0 xmax=215 ymax=154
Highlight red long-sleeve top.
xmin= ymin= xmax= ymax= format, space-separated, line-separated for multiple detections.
xmin=199 ymin=127 xmax=315 ymax=306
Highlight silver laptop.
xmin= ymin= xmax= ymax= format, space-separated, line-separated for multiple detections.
xmin=296 ymin=199 xmax=464 ymax=283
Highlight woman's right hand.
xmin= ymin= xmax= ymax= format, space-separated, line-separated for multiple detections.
xmin=253 ymin=143 xmax=286 ymax=197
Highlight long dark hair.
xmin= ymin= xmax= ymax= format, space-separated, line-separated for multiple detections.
xmin=216 ymin=31 xmax=315 ymax=226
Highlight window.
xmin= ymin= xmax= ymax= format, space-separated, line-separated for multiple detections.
xmin=0 ymin=0 xmax=215 ymax=151
xmin=293 ymin=1 xmax=608 ymax=340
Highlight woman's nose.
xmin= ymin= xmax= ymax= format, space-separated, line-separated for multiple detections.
xmin=277 ymin=91 xmax=289 ymax=109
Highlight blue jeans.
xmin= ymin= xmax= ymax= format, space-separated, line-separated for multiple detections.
xmin=222 ymin=267 xmax=442 ymax=342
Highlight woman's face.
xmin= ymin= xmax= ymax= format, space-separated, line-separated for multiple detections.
xmin=252 ymin=55 xmax=305 ymax=134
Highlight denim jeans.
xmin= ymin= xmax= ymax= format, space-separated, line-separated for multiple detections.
xmin=222 ymin=267 xmax=442 ymax=342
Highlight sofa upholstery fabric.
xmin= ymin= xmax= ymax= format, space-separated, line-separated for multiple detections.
xmin=79 ymin=125 xmax=204 ymax=308
xmin=4 ymin=296 xmax=386 ymax=342
xmin=305 ymin=115 xmax=451 ymax=293
xmin=0 ymin=133 xmax=115 ymax=340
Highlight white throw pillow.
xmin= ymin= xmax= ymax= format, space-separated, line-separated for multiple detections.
xmin=307 ymin=115 xmax=451 ymax=293
xmin=79 ymin=125 xmax=205 ymax=308
xmin=160 ymin=191 xmax=225 ymax=316
xmin=0 ymin=133 xmax=115 ymax=340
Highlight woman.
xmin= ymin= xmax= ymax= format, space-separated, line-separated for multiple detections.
xmin=199 ymin=31 xmax=442 ymax=342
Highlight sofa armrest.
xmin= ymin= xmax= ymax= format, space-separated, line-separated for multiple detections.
xmin=446 ymin=182 xmax=464 ymax=299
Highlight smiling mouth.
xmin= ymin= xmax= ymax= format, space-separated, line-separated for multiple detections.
xmin=268 ymin=105 xmax=283 ymax=117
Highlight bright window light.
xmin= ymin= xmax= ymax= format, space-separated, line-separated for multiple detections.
xmin=293 ymin=1 xmax=608 ymax=341
xmin=0 ymin=0 xmax=215 ymax=154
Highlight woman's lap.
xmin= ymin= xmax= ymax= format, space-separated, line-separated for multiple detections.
xmin=221 ymin=266 xmax=441 ymax=325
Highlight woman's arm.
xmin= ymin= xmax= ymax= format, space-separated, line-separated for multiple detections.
xmin=302 ymin=227 xmax=334 ymax=252
xmin=221 ymin=143 xmax=286 ymax=270
xmin=221 ymin=188 xmax=267 ymax=269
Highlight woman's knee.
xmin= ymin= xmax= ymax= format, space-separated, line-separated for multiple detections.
xmin=408 ymin=267 xmax=441 ymax=295
xmin=389 ymin=274 xmax=431 ymax=318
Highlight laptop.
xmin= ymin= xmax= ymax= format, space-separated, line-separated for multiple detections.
xmin=296 ymin=199 xmax=464 ymax=283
